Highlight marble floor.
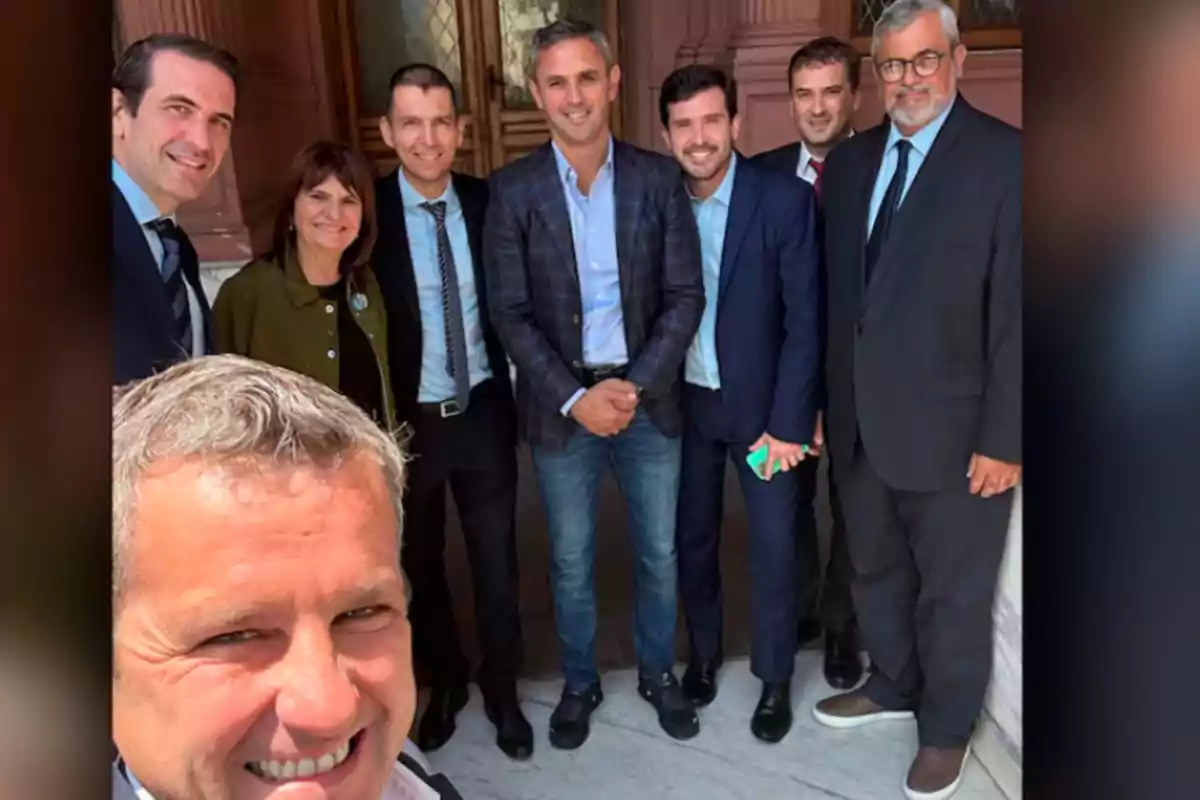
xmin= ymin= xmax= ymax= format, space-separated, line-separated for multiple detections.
xmin=422 ymin=653 xmax=1006 ymax=800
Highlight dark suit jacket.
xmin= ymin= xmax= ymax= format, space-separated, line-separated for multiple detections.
xmin=372 ymin=169 xmax=516 ymax=446
xmin=822 ymin=96 xmax=1021 ymax=491
xmin=751 ymin=141 xmax=803 ymax=177
xmin=702 ymin=156 xmax=821 ymax=445
xmin=112 ymin=183 xmax=213 ymax=385
xmin=484 ymin=139 xmax=704 ymax=450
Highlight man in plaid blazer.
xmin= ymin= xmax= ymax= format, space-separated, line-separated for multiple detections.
xmin=484 ymin=19 xmax=704 ymax=751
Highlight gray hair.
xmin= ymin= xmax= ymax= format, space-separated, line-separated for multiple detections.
xmin=871 ymin=0 xmax=961 ymax=57
xmin=525 ymin=18 xmax=614 ymax=81
xmin=112 ymin=355 xmax=408 ymax=604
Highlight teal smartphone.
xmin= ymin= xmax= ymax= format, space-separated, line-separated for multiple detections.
xmin=746 ymin=442 xmax=811 ymax=480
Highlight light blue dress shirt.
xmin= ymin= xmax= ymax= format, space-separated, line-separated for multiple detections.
xmin=113 ymin=159 xmax=171 ymax=270
xmin=684 ymin=153 xmax=737 ymax=389
xmin=112 ymin=158 xmax=203 ymax=357
xmin=867 ymin=95 xmax=956 ymax=235
xmin=399 ymin=169 xmax=492 ymax=402
xmin=552 ymin=137 xmax=627 ymax=367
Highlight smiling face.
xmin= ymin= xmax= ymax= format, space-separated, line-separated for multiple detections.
xmin=292 ymin=175 xmax=363 ymax=261
xmin=875 ymin=10 xmax=966 ymax=135
xmin=662 ymin=86 xmax=739 ymax=189
xmin=529 ymin=36 xmax=620 ymax=150
xmin=112 ymin=453 xmax=413 ymax=800
xmin=380 ymin=84 xmax=462 ymax=200
xmin=112 ymin=49 xmax=236 ymax=215
xmin=789 ymin=61 xmax=859 ymax=149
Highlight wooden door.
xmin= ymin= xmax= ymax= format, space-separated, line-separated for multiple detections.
xmin=335 ymin=0 xmax=620 ymax=178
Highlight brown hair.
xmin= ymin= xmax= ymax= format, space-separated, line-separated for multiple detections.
xmin=269 ymin=140 xmax=378 ymax=273
xmin=113 ymin=33 xmax=240 ymax=115
xmin=787 ymin=36 xmax=862 ymax=93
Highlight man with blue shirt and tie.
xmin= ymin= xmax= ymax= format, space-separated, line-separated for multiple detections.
xmin=659 ymin=65 xmax=821 ymax=744
xmin=112 ymin=34 xmax=238 ymax=384
xmin=811 ymin=3 xmax=1021 ymax=798
xmin=485 ymin=19 xmax=704 ymax=750
xmin=371 ymin=64 xmax=530 ymax=762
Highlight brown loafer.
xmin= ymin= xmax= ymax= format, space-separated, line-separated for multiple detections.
xmin=811 ymin=688 xmax=915 ymax=729
xmin=904 ymin=745 xmax=971 ymax=800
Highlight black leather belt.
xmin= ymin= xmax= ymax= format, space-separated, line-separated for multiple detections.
xmin=417 ymin=380 xmax=491 ymax=418
xmin=580 ymin=363 xmax=628 ymax=387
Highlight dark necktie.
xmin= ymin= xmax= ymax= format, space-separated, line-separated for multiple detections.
xmin=420 ymin=201 xmax=471 ymax=410
xmin=146 ymin=217 xmax=193 ymax=352
xmin=810 ymin=158 xmax=825 ymax=199
xmin=864 ymin=139 xmax=912 ymax=286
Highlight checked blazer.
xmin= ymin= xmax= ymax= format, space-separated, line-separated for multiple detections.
xmin=483 ymin=139 xmax=704 ymax=450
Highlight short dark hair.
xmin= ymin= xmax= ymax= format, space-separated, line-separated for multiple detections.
xmin=384 ymin=63 xmax=458 ymax=118
xmin=787 ymin=36 xmax=862 ymax=92
xmin=112 ymin=33 xmax=240 ymax=115
xmin=658 ymin=64 xmax=737 ymax=127
xmin=269 ymin=141 xmax=378 ymax=274
xmin=526 ymin=18 xmax=614 ymax=81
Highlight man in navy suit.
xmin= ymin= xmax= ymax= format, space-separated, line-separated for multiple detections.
xmin=112 ymin=34 xmax=238 ymax=384
xmin=485 ymin=19 xmax=704 ymax=750
xmin=659 ymin=64 xmax=821 ymax=744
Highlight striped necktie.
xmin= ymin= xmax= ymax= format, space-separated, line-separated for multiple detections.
xmin=419 ymin=201 xmax=471 ymax=410
xmin=146 ymin=217 xmax=193 ymax=353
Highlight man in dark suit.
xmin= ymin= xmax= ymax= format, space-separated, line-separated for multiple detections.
xmin=809 ymin=3 xmax=1021 ymax=799
xmin=112 ymin=34 xmax=238 ymax=385
xmin=372 ymin=64 xmax=530 ymax=761
xmin=658 ymin=65 xmax=820 ymax=744
xmin=485 ymin=19 xmax=704 ymax=750
xmin=753 ymin=36 xmax=865 ymax=690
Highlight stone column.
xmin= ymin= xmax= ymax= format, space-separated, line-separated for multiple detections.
xmin=725 ymin=0 xmax=830 ymax=154
xmin=115 ymin=0 xmax=253 ymax=265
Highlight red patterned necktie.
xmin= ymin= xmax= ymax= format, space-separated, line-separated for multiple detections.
xmin=810 ymin=158 xmax=825 ymax=199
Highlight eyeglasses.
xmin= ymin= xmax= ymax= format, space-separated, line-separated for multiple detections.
xmin=875 ymin=50 xmax=945 ymax=84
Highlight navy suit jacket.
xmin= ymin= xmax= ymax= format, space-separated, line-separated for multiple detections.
xmin=700 ymin=156 xmax=821 ymax=445
xmin=484 ymin=139 xmax=704 ymax=450
xmin=112 ymin=183 xmax=212 ymax=385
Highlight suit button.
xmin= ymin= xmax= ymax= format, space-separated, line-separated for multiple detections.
xmin=856 ymin=323 xmax=863 ymax=337
xmin=571 ymin=360 xmax=583 ymax=369
xmin=572 ymin=314 xmax=580 ymax=325
xmin=327 ymin=349 xmax=336 ymax=359
xmin=325 ymin=304 xmax=335 ymax=314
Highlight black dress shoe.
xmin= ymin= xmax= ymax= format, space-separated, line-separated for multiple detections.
xmin=797 ymin=617 xmax=823 ymax=648
xmin=416 ymin=683 xmax=469 ymax=752
xmin=750 ymin=680 xmax=793 ymax=743
xmin=637 ymin=670 xmax=700 ymax=740
xmin=823 ymin=629 xmax=863 ymax=689
xmin=548 ymin=682 xmax=603 ymax=750
xmin=484 ymin=690 xmax=534 ymax=761
xmin=682 ymin=655 xmax=722 ymax=707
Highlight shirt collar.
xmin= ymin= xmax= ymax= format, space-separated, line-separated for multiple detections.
xmin=885 ymin=94 xmax=956 ymax=158
xmin=398 ymin=168 xmax=459 ymax=212
xmin=551 ymin=135 xmax=614 ymax=189
xmin=799 ymin=129 xmax=854 ymax=172
xmin=112 ymin=159 xmax=173 ymax=226
xmin=691 ymin=151 xmax=737 ymax=205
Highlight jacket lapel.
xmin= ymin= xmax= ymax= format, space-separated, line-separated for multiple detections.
xmin=112 ymin=183 xmax=175 ymax=340
xmin=613 ymin=140 xmax=643 ymax=305
xmin=452 ymin=173 xmax=487 ymax=293
xmin=862 ymin=97 xmax=970 ymax=314
xmin=717 ymin=157 xmax=759 ymax=308
xmin=377 ymin=169 xmax=421 ymax=320
xmin=531 ymin=144 xmax=580 ymax=283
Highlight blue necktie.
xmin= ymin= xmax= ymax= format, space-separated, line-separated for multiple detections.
xmin=146 ymin=217 xmax=193 ymax=352
xmin=864 ymin=139 xmax=912 ymax=286
xmin=420 ymin=201 xmax=471 ymax=409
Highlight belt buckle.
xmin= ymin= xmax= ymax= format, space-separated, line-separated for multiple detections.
xmin=439 ymin=399 xmax=462 ymax=418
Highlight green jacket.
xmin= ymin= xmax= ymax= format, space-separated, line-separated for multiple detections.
xmin=212 ymin=249 xmax=397 ymax=432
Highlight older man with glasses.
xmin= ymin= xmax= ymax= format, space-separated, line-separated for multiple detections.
xmin=810 ymin=2 xmax=1022 ymax=799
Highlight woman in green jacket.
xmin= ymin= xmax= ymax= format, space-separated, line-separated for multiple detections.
xmin=213 ymin=140 xmax=397 ymax=432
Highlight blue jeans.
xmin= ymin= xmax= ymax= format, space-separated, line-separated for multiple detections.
xmin=532 ymin=409 xmax=683 ymax=690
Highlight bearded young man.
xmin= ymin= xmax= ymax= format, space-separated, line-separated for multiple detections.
xmin=660 ymin=64 xmax=821 ymax=744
